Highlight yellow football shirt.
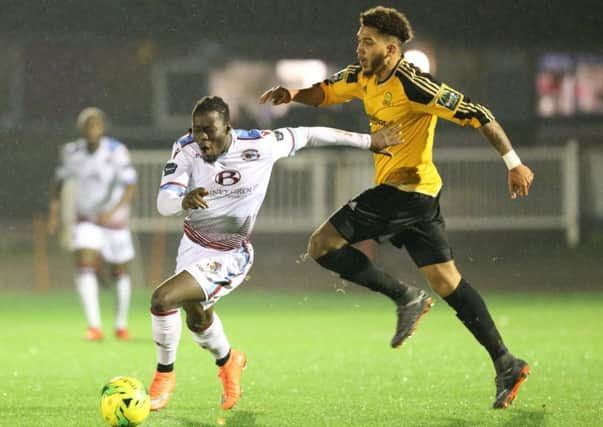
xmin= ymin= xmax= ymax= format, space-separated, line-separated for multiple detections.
xmin=318 ymin=59 xmax=495 ymax=196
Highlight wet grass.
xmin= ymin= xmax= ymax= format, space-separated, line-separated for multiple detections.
xmin=1 ymin=289 xmax=602 ymax=426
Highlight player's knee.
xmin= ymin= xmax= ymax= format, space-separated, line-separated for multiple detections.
xmin=185 ymin=312 xmax=211 ymax=332
xmin=426 ymin=273 xmax=460 ymax=297
xmin=428 ymin=279 xmax=452 ymax=296
xmin=75 ymin=249 xmax=100 ymax=269
xmin=183 ymin=304 xmax=212 ymax=332
xmin=75 ymin=258 xmax=99 ymax=271
xmin=421 ymin=261 xmax=461 ymax=297
xmin=307 ymin=231 xmax=328 ymax=260
xmin=150 ymin=286 xmax=175 ymax=313
xmin=307 ymin=228 xmax=344 ymax=260
xmin=110 ymin=264 xmax=128 ymax=278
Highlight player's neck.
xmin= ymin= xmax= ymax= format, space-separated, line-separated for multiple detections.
xmin=85 ymin=138 xmax=101 ymax=153
xmin=220 ymin=133 xmax=233 ymax=155
xmin=376 ymin=56 xmax=402 ymax=82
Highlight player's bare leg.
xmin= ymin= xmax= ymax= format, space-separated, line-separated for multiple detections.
xmin=149 ymin=271 xmax=204 ymax=411
xmin=419 ymin=261 xmax=461 ymax=298
xmin=420 ymin=260 xmax=530 ymax=408
xmin=110 ymin=262 xmax=131 ymax=340
xmin=75 ymin=249 xmax=103 ymax=341
xmin=184 ymin=304 xmax=247 ymax=410
xmin=353 ymin=239 xmax=377 ymax=261
xmin=308 ymin=221 xmax=431 ymax=348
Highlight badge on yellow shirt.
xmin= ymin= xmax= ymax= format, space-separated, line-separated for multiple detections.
xmin=436 ymin=86 xmax=462 ymax=111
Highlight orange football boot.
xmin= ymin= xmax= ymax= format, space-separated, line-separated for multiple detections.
xmin=217 ymin=350 xmax=247 ymax=410
xmin=149 ymin=371 xmax=176 ymax=411
xmin=115 ymin=328 xmax=130 ymax=340
xmin=84 ymin=327 xmax=103 ymax=341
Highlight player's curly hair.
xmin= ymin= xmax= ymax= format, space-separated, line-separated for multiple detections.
xmin=360 ymin=6 xmax=413 ymax=46
xmin=192 ymin=96 xmax=231 ymax=123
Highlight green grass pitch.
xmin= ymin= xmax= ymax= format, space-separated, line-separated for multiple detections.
xmin=1 ymin=289 xmax=602 ymax=426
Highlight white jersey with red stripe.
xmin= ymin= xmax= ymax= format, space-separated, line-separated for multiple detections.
xmin=159 ymin=128 xmax=311 ymax=250
xmin=56 ymin=137 xmax=137 ymax=228
xmin=158 ymin=126 xmax=371 ymax=307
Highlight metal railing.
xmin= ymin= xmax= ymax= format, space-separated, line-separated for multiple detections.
xmin=129 ymin=141 xmax=579 ymax=246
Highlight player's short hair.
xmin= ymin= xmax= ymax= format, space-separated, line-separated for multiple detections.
xmin=192 ymin=96 xmax=231 ymax=124
xmin=360 ymin=6 xmax=413 ymax=46
xmin=76 ymin=107 xmax=106 ymax=130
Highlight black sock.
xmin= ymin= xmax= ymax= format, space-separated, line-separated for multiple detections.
xmin=216 ymin=350 xmax=231 ymax=367
xmin=444 ymin=278 xmax=508 ymax=362
xmin=157 ymin=363 xmax=174 ymax=373
xmin=315 ymin=245 xmax=415 ymax=304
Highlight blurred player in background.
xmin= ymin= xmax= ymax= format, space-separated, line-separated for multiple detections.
xmin=260 ymin=5 xmax=534 ymax=409
xmin=148 ymin=96 xmax=402 ymax=411
xmin=48 ymin=107 xmax=137 ymax=341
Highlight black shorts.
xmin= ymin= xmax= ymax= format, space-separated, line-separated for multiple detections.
xmin=329 ymin=184 xmax=453 ymax=267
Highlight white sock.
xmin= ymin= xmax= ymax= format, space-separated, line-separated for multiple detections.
xmin=190 ymin=312 xmax=230 ymax=360
xmin=151 ymin=310 xmax=181 ymax=366
xmin=76 ymin=268 xmax=101 ymax=328
xmin=115 ymin=274 xmax=131 ymax=330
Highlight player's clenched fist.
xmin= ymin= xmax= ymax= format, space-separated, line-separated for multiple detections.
xmin=508 ymin=164 xmax=534 ymax=199
xmin=259 ymin=86 xmax=292 ymax=105
xmin=182 ymin=187 xmax=209 ymax=210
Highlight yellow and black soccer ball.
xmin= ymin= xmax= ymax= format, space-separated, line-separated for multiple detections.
xmin=100 ymin=376 xmax=150 ymax=427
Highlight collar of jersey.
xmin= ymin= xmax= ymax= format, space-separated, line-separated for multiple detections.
xmin=79 ymin=136 xmax=107 ymax=156
xmin=376 ymin=57 xmax=403 ymax=85
xmin=216 ymin=128 xmax=238 ymax=159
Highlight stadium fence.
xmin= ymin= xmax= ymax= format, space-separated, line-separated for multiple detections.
xmin=127 ymin=141 xmax=579 ymax=246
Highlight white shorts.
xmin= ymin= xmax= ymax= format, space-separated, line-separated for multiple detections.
xmin=175 ymin=234 xmax=254 ymax=310
xmin=72 ymin=222 xmax=135 ymax=264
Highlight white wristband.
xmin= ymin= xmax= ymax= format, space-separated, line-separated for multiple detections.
xmin=502 ymin=150 xmax=521 ymax=170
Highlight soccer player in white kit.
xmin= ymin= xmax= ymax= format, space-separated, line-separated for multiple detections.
xmin=148 ymin=96 xmax=403 ymax=411
xmin=48 ymin=107 xmax=137 ymax=341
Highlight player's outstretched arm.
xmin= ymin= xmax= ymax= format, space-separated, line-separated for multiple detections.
xmin=293 ymin=121 xmax=404 ymax=157
xmin=479 ymin=120 xmax=534 ymax=199
xmin=259 ymin=85 xmax=325 ymax=107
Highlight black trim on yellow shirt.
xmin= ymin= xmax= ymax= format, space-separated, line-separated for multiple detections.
xmin=346 ymin=65 xmax=362 ymax=83
xmin=454 ymin=99 xmax=494 ymax=126
xmin=394 ymin=61 xmax=441 ymax=105
xmin=377 ymin=58 xmax=402 ymax=85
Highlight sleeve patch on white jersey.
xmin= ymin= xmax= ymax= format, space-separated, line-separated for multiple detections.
xmin=177 ymin=133 xmax=195 ymax=148
xmin=163 ymin=162 xmax=178 ymax=175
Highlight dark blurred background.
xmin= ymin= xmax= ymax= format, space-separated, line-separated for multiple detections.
xmin=1 ymin=0 xmax=602 ymax=292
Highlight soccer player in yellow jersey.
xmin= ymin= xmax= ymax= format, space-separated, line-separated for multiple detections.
xmin=260 ymin=6 xmax=534 ymax=409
